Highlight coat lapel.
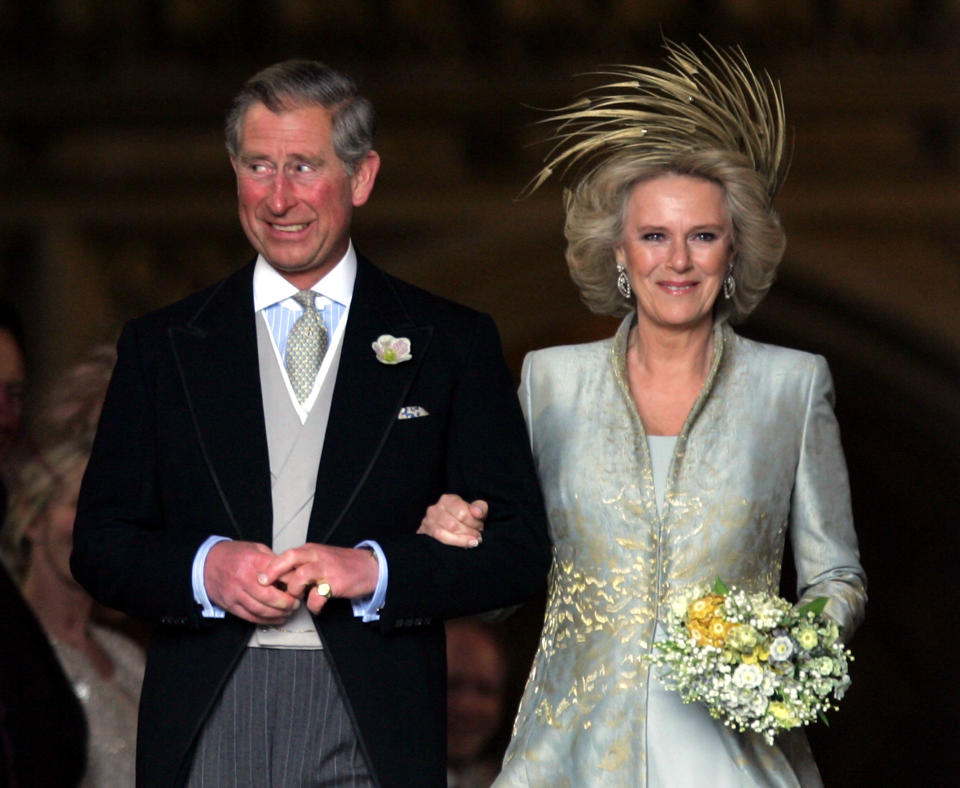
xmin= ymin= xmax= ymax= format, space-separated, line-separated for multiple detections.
xmin=168 ymin=263 xmax=273 ymax=545
xmin=310 ymin=257 xmax=432 ymax=543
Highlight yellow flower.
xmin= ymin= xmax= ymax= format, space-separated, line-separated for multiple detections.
xmin=727 ymin=624 xmax=760 ymax=651
xmin=686 ymin=613 xmax=732 ymax=648
xmin=796 ymin=626 xmax=819 ymax=651
xmin=769 ymin=701 xmax=798 ymax=727
xmin=687 ymin=621 xmax=711 ymax=645
xmin=710 ymin=618 xmax=731 ymax=642
xmin=688 ymin=594 xmax=724 ymax=621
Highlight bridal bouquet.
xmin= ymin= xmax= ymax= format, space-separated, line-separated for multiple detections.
xmin=647 ymin=579 xmax=852 ymax=744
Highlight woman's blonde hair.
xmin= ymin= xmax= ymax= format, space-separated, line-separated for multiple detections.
xmin=1 ymin=344 xmax=115 ymax=579
xmin=2 ymin=440 xmax=88 ymax=581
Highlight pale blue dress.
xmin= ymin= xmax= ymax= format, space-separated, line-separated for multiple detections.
xmin=646 ymin=434 xmax=757 ymax=787
xmin=494 ymin=315 xmax=866 ymax=787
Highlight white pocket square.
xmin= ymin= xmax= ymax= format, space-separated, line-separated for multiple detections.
xmin=397 ymin=406 xmax=429 ymax=420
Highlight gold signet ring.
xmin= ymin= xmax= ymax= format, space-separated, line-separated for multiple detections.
xmin=315 ymin=582 xmax=333 ymax=599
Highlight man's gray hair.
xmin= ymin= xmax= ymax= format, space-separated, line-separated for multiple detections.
xmin=225 ymin=60 xmax=376 ymax=174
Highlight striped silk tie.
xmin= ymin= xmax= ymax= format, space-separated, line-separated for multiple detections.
xmin=284 ymin=290 xmax=328 ymax=404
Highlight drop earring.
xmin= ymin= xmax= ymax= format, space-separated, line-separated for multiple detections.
xmin=723 ymin=267 xmax=736 ymax=300
xmin=616 ymin=263 xmax=632 ymax=300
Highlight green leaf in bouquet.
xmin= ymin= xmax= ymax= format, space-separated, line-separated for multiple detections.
xmin=712 ymin=577 xmax=729 ymax=595
xmin=796 ymin=597 xmax=828 ymax=618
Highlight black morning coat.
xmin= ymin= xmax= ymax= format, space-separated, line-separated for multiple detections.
xmin=72 ymin=256 xmax=550 ymax=787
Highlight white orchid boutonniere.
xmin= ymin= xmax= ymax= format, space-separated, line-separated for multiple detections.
xmin=372 ymin=335 xmax=412 ymax=365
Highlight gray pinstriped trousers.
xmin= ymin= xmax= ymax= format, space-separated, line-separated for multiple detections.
xmin=185 ymin=648 xmax=375 ymax=787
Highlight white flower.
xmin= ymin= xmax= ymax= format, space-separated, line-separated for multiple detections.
xmin=746 ymin=694 xmax=769 ymax=717
xmin=732 ymin=663 xmax=764 ymax=690
xmin=769 ymin=635 xmax=795 ymax=662
xmin=670 ymin=593 xmax=692 ymax=620
xmin=811 ymin=656 xmax=835 ymax=676
xmin=812 ymin=678 xmax=834 ymax=697
xmin=371 ymin=335 xmax=412 ymax=364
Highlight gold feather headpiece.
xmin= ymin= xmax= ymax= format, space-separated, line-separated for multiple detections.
xmin=524 ymin=39 xmax=789 ymax=203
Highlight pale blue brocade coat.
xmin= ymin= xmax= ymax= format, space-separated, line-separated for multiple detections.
xmin=495 ymin=316 xmax=867 ymax=787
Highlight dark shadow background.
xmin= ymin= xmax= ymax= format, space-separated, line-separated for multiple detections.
xmin=1 ymin=2 xmax=957 ymax=784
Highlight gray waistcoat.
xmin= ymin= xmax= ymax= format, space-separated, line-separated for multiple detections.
xmin=249 ymin=315 xmax=343 ymax=648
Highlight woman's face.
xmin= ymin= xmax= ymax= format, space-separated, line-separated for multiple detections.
xmin=616 ymin=173 xmax=732 ymax=333
xmin=27 ymin=459 xmax=86 ymax=588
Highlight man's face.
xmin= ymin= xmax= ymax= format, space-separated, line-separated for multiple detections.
xmin=231 ymin=102 xmax=379 ymax=289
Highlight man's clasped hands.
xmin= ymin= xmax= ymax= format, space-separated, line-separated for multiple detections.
xmin=202 ymin=493 xmax=488 ymax=624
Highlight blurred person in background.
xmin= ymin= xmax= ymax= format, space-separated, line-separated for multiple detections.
xmin=0 ymin=305 xmax=87 ymax=786
xmin=0 ymin=301 xmax=26 ymax=520
xmin=446 ymin=617 xmax=511 ymax=788
xmin=3 ymin=345 xmax=143 ymax=787
xmin=0 ymin=556 xmax=88 ymax=787
xmin=29 ymin=344 xmax=115 ymax=451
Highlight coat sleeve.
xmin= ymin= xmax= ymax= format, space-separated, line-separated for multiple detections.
xmin=71 ymin=321 xmax=210 ymax=627
xmin=789 ymin=355 xmax=867 ymax=638
xmin=372 ymin=314 xmax=551 ymax=628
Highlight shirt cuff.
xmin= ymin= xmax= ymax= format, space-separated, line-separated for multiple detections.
xmin=192 ymin=535 xmax=232 ymax=618
xmin=351 ymin=540 xmax=388 ymax=622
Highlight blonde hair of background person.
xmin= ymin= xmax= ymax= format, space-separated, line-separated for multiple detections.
xmin=31 ymin=344 xmax=115 ymax=451
xmin=2 ymin=440 xmax=89 ymax=579
xmin=2 ymin=342 xmax=115 ymax=577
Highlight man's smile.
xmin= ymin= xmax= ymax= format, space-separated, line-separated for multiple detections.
xmin=268 ymin=222 xmax=310 ymax=233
